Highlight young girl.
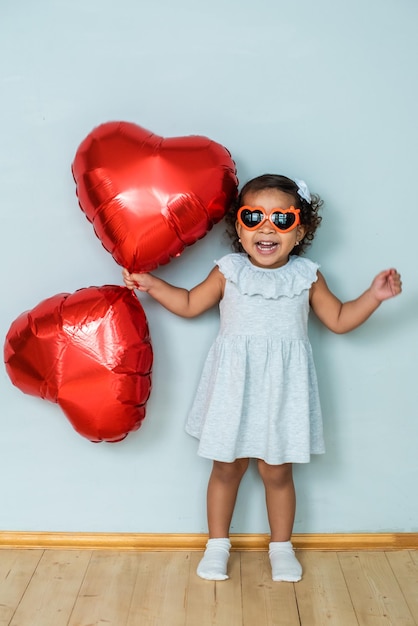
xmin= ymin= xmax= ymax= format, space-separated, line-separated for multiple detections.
xmin=123 ymin=174 xmax=402 ymax=583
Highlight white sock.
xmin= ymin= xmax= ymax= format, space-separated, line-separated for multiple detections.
xmin=197 ymin=538 xmax=231 ymax=581
xmin=269 ymin=541 xmax=302 ymax=582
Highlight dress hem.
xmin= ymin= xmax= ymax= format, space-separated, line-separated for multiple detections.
xmin=195 ymin=450 xmax=326 ymax=465
xmin=186 ymin=428 xmax=325 ymax=465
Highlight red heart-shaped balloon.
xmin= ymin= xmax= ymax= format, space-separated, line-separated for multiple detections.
xmin=4 ymin=286 xmax=153 ymax=443
xmin=72 ymin=122 xmax=238 ymax=272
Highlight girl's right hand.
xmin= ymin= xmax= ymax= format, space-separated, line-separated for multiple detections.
xmin=122 ymin=268 xmax=154 ymax=292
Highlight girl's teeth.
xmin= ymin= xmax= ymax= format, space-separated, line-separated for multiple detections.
xmin=257 ymin=241 xmax=276 ymax=248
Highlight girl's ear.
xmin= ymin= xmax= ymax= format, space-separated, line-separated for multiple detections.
xmin=296 ymin=224 xmax=307 ymax=241
xmin=235 ymin=220 xmax=242 ymax=238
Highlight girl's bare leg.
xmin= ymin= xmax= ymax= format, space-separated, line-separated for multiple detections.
xmin=257 ymin=461 xmax=295 ymax=541
xmin=257 ymin=460 xmax=302 ymax=582
xmin=207 ymin=458 xmax=249 ymax=537
xmin=197 ymin=458 xmax=249 ymax=580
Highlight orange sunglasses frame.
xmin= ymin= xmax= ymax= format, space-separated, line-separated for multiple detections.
xmin=237 ymin=206 xmax=301 ymax=234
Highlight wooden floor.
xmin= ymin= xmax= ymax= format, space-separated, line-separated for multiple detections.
xmin=0 ymin=548 xmax=417 ymax=625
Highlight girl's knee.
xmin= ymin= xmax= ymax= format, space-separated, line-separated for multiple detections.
xmin=212 ymin=458 xmax=249 ymax=482
xmin=257 ymin=460 xmax=293 ymax=488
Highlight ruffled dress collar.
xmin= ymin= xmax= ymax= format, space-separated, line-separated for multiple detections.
xmin=216 ymin=253 xmax=319 ymax=300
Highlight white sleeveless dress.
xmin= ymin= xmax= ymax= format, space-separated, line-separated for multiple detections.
xmin=185 ymin=253 xmax=325 ymax=464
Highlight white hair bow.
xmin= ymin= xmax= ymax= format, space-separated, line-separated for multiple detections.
xmin=294 ymin=178 xmax=311 ymax=204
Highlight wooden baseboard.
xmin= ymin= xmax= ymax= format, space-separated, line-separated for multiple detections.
xmin=0 ymin=531 xmax=417 ymax=551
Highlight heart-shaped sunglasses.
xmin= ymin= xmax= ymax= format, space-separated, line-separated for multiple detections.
xmin=237 ymin=206 xmax=301 ymax=233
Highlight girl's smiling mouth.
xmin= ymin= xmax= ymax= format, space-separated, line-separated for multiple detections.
xmin=255 ymin=241 xmax=279 ymax=253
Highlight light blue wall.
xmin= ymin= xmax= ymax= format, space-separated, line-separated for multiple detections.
xmin=1 ymin=0 xmax=416 ymax=534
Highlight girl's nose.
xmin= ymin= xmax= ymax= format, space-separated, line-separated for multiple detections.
xmin=259 ymin=219 xmax=275 ymax=233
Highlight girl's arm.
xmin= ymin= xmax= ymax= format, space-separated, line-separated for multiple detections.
xmin=310 ymin=269 xmax=402 ymax=334
xmin=122 ymin=267 xmax=225 ymax=318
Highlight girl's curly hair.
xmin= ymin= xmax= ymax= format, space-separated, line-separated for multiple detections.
xmin=224 ymin=174 xmax=323 ymax=256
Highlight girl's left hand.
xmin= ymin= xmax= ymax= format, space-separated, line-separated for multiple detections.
xmin=371 ymin=268 xmax=402 ymax=301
